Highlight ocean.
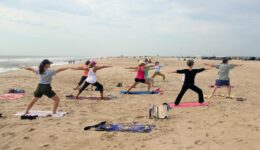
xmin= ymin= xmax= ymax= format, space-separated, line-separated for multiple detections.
xmin=0 ymin=56 xmax=87 ymax=73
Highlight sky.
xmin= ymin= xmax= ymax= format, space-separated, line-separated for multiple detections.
xmin=0 ymin=0 xmax=259 ymax=57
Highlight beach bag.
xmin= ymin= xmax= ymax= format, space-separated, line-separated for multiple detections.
xmin=149 ymin=103 xmax=171 ymax=119
xmin=8 ymin=89 xmax=25 ymax=94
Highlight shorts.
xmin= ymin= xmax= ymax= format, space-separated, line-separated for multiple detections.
xmin=135 ymin=78 xmax=146 ymax=83
xmin=215 ymin=80 xmax=230 ymax=86
xmin=34 ymin=84 xmax=56 ymax=98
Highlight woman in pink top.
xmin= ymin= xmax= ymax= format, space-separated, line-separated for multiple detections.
xmin=126 ymin=61 xmax=154 ymax=92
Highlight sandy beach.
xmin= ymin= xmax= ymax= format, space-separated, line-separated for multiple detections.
xmin=0 ymin=57 xmax=259 ymax=150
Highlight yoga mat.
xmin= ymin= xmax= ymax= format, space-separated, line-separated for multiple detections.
xmin=169 ymin=102 xmax=208 ymax=108
xmin=15 ymin=111 xmax=66 ymax=118
xmin=66 ymin=95 xmax=111 ymax=100
xmin=120 ymin=91 xmax=159 ymax=95
xmin=0 ymin=94 xmax=25 ymax=100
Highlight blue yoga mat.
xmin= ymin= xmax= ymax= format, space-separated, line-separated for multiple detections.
xmin=96 ymin=123 xmax=155 ymax=133
xmin=120 ymin=91 xmax=159 ymax=95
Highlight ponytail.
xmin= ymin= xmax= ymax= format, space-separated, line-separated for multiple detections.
xmin=39 ymin=63 xmax=45 ymax=74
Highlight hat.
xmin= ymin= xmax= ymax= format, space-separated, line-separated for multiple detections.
xmin=139 ymin=61 xmax=145 ymax=65
xmin=41 ymin=59 xmax=53 ymax=65
xmin=90 ymin=60 xmax=97 ymax=66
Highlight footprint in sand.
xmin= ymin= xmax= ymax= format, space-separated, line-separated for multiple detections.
xmin=213 ymin=139 xmax=224 ymax=145
xmin=187 ymin=146 xmax=194 ymax=150
xmin=205 ymin=133 xmax=209 ymax=137
xmin=194 ymin=140 xmax=204 ymax=145
xmin=23 ymin=136 xmax=30 ymax=140
xmin=66 ymin=122 xmax=73 ymax=125
xmin=136 ymin=116 xmax=145 ymax=119
xmin=2 ymin=132 xmax=15 ymax=137
xmin=13 ymin=148 xmax=22 ymax=150
xmin=28 ymin=128 xmax=35 ymax=132
xmin=101 ymin=133 xmax=116 ymax=141
xmin=41 ymin=144 xmax=50 ymax=148
xmin=172 ymin=139 xmax=178 ymax=144
xmin=49 ymin=135 xmax=58 ymax=140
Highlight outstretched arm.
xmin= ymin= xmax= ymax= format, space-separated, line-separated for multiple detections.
xmin=70 ymin=66 xmax=86 ymax=70
xmin=55 ymin=67 xmax=70 ymax=74
xmin=20 ymin=66 xmax=37 ymax=74
xmin=233 ymin=64 xmax=243 ymax=67
xmin=168 ymin=70 xmax=177 ymax=73
xmin=204 ymin=63 xmax=216 ymax=67
xmin=95 ymin=65 xmax=112 ymax=71
xmin=160 ymin=64 xmax=167 ymax=67
xmin=145 ymin=65 xmax=155 ymax=69
xmin=125 ymin=67 xmax=138 ymax=69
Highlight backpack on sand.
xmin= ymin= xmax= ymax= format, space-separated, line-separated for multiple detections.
xmin=149 ymin=103 xmax=171 ymax=119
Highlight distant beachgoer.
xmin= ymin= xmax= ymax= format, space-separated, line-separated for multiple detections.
xmin=169 ymin=60 xmax=207 ymax=106
xmin=204 ymin=58 xmax=243 ymax=98
xmin=126 ymin=61 xmax=154 ymax=92
xmin=152 ymin=61 xmax=166 ymax=81
xmin=21 ymin=59 xmax=70 ymax=115
xmin=72 ymin=61 xmax=111 ymax=99
xmin=73 ymin=60 xmax=92 ymax=90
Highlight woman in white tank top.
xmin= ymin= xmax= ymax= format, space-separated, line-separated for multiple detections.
xmin=86 ymin=68 xmax=97 ymax=84
xmin=73 ymin=61 xmax=112 ymax=100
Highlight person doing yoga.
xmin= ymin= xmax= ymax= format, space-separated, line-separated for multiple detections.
xmin=169 ymin=60 xmax=207 ymax=106
xmin=21 ymin=59 xmax=70 ymax=115
xmin=126 ymin=61 xmax=154 ymax=93
xmin=152 ymin=61 xmax=166 ymax=80
xmin=74 ymin=61 xmax=111 ymax=99
xmin=74 ymin=60 xmax=91 ymax=90
xmin=204 ymin=58 xmax=243 ymax=98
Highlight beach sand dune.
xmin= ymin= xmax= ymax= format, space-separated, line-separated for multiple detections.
xmin=0 ymin=58 xmax=259 ymax=150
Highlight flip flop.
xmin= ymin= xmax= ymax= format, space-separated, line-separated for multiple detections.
xmin=21 ymin=115 xmax=38 ymax=120
xmin=236 ymin=98 xmax=247 ymax=101
xmin=204 ymin=95 xmax=212 ymax=99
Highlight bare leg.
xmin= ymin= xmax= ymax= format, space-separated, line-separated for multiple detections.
xmin=100 ymin=91 xmax=104 ymax=99
xmin=145 ymin=80 xmax=151 ymax=92
xmin=76 ymin=90 xmax=83 ymax=99
xmin=158 ymin=72 xmax=166 ymax=80
xmin=127 ymin=82 xmax=139 ymax=92
xmin=209 ymin=85 xmax=218 ymax=98
xmin=76 ymin=82 xmax=90 ymax=99
xmin=227 ymin=86 xmax=232 ymax=97
xmin=25 ymin=97 xmax=39 ymax=114
xmin=51 ymin=95 xmax=60 ymax=114
xmin=152 ymin=72 xmax=157 ymax=78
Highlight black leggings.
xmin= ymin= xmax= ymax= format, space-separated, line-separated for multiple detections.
xmin=78 ymin=76 xmax=87 ymax=86
xmin=175 ymin=85 xmax=204 ymax=105
xmin=79 ymin=81 xmax=104 ymax=93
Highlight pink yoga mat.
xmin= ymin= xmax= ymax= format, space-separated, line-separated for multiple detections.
xmin=0 ymin=94 xmax=25 ymax=100
xmin=169 ymin=102 xmax=208 ymax=108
